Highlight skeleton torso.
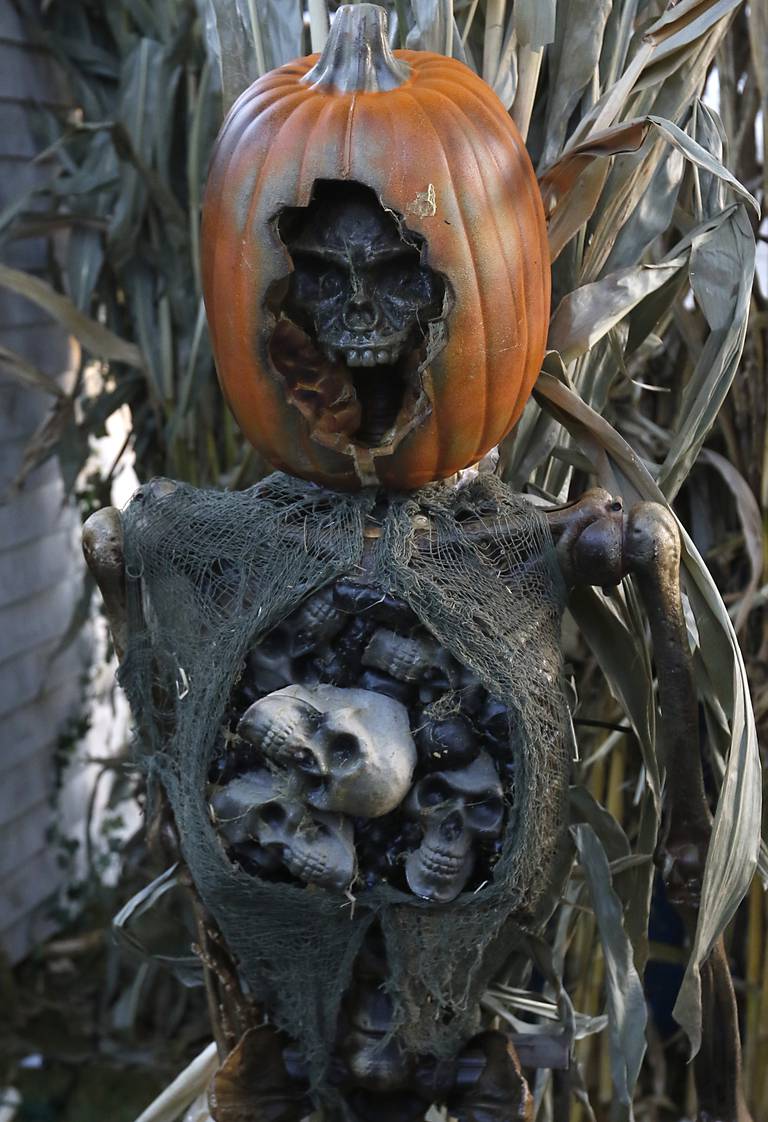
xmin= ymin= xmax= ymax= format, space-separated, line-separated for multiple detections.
xmin=116 ymin=472 xmax=569 ymax=1115
xmin=210 ymin=580 xmax=510 ymax=903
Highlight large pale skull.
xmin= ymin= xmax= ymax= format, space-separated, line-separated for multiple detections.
xmin=238 ymin=684 xmax=417 ymax=819
xmin=281 ymin=182 xmax=444 ymax=370
xmin=404 ymin=752 xmax=505 ymax=904
xmin=210 ymin=765 xmax=356 ymax=892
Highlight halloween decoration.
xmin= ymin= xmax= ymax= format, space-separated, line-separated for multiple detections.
xmin=238 ymin=684 xmax=417 ymax=818
xmin=404 ymin=753 xmax=505 ymax=903
xmin=85 ymin=423 xmax=751 ymax=1122
xmin=361 ymin=628 xmax=446 ymax=683
xmin=82 ymin=6 xmax=753 ymax=1122
xmin=201 ymin=5 xmax=549 ymax=490
xmin=210 ymin=765 xmax=356 ymax=892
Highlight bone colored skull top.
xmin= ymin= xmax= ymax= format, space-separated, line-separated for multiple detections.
xmin=404 ymin=751 xmax=505 ymax=904
xmin=238 ymin=684 xmax=417 ymax=819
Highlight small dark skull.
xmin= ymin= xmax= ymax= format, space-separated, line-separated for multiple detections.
xmin=404 ymin=752 xmax=505 ymax=903
xmin=281 ymin=182 xmax=444 ymax=369
xmin=209 ymin=766 xmax=356 ymax=892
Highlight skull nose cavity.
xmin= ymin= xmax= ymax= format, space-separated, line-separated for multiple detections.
xmin=343 ymin=297 xmax=379 ymax=332
xmin=439 ymin=809 xmax=465 ymax=843
xmin=294 ymin=746 xmax=325 ymax=777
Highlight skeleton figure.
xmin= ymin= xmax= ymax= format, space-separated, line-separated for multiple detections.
xmin=238 ymin=684 xmax=417 ymax=819
xmin=82 ymin=106 xmax=748 ymax=1122
xmin=84 ymin=485 xmax=743 ymax=1122
xmin=210 ymin=764 xmax=356 ymax=892
xmin=404 ymin=753 xmax=505 ymax=903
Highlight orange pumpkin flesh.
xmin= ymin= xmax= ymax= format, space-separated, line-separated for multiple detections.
xmin=202 ymin=4 xmax=550 ymax=491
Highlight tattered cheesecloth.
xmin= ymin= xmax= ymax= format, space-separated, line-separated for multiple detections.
xmin=118 ymin=470 xmax=569 ymax=1092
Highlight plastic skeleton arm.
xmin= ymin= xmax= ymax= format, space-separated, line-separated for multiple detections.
xmin=546 ymin=488 xmax=748 ymax=1122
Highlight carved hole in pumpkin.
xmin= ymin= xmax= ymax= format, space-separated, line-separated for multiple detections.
xmin=266 ymin=180 xmax=450 ymax=455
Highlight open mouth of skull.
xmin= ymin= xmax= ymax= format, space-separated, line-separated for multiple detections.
xmin=267 ymin=180 xmax=449 ymax=452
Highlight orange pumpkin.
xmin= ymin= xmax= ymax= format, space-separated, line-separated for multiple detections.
xmin=201 ymin=3 xmax=549 ymax=491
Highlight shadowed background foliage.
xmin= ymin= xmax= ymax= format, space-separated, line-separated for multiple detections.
xmin=0 ymin=0 xmax=766 ymax=1119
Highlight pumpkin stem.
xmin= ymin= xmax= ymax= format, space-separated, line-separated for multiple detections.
xmin=303 ymin=4 xmax=411 ymax=94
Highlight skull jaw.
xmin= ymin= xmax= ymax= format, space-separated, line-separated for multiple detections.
xmin=280 ymin=830 xmax=357 ymax=894
xmin=405 ymin=843 xmax=475 ymax=904
xmin=317 ymin=327 xmax=414 ymax=368
xmin=268 ymin=318 xmax=434 ymax=476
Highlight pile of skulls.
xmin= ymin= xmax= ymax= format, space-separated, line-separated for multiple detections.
xmin=208 ymin=580 xmax=515 ymax=904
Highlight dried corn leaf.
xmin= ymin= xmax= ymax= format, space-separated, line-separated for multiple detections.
xmin=0 ymin=344 xmax=67 ymax=398
xmin=572 ymin=824 xmax=647 ymax=1121
xmin=0 ymin=263 xmax=144 ymax=367
xmin=698 ymin=449 xmax=764 ymax=633
xmin=658 ymin=206 xmax=755 ymax=498
xmin=540 ymin=0 xmax=612 ymax=168
xmin=548 ymin=258 xmax=686 ymax=363
xmin=513 ymin=0 xmax=555 ymax=49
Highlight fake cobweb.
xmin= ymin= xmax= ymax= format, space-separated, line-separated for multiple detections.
xmin=118 ymin=471 xmax=569 ymax=1098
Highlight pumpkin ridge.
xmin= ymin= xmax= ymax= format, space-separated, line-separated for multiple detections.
xmin=209 ymin=89 xmax=313 ymax=228
xmin=205 ymin=88 xmax=282 ymax=354
xmin=225 ymin=69 xmax=307 ymax=128
xmin=426 ymin=85 xmax=528 ymax=451
xmin=294 ymin=97 xmax=344 ymax=207
xmin=401 ymin=86 xmax=486 ymax=480
xmin=422 ymin=77 xmax=548 ymax=434
xmin=343 ymin=94 xmax=356 ymax=178
xmin=221 ymin=89 xmax=311 ymax=175
xmin=226 ymin=95 xmax=324 ymax=385
xmin=406 ymin=54 xmax=490 ymax=88
xmin=429 ymin=81 xmax=538 ymax=441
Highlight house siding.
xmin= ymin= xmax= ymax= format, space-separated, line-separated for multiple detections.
xmin=0 ymin=0 xmax=92 ymax=964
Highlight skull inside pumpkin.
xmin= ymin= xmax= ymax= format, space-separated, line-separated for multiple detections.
xmin=238 ymin=684 xmax=417 ymax=819
xmin=201 ymin=3 xmax=549 ymax=490
xmin=404 ymin=752 xmax=505 ymax=903
xmin=272 ymin=183 xmax=445 ymax=448
xmin=280 ymin=183 xmax=443 ymax=371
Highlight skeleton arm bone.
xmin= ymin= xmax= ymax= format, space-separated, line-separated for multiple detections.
xmin=83 ymin=506 xmax=127 ymax=661
xmin=546 ymin=491 xmax=711 ymax=890
xmin=546 ymin=492 xmax=749 ymax=1122
xmin=82 ymin=479 xmax=178 ymax=662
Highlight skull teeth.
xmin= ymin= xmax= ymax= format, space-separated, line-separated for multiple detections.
xmin=286 ymin=851 xmax=326 ymax=879
xmin=343 ymin=346 xmax=393 ymax=367
xmin=420 ymin=847 xmax=465 ymax=877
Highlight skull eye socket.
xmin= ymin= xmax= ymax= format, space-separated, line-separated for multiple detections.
xmin=418 ymin=777 xmax=451 ymax=808
xmin=292 ymin=254 xmax=345 ymax=305
xmin=466 ymin=797 xmax=504 ymax=832
xmin=328 ymin=733 xmax=360 ymax=768
xmin=258 ymin=801 xmax=287 ymax=828
xmin=319 ymin=268 xmax=345 ymax=300
xmin=380 ymin=262 xmax=437 ymax=306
